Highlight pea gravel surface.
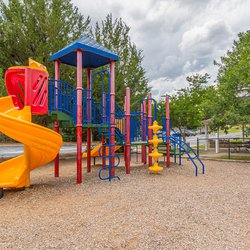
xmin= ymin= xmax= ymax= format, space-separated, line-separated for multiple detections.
xmin=0 ymin=159 xmax=249 ymax=249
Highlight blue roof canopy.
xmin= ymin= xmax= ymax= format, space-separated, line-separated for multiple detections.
xmin=50 ymin=36 xmax=119 ymax=68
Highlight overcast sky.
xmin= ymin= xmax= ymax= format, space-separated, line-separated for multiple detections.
xmin=70 ymin=1 xmax=249 ymax=98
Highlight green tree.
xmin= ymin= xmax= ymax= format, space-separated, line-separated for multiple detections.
xmin=0 ymin=68 xmax=6 ymax=96
xmin=215 ymin=30 xmax=250 ymax=136
xmin=0 ymin=0 xmax=91 ymax=79
xmin=168 ymin=73 xmax=212 ymax=141
xmin=0 ymin=0 xmax=91 ymax=129
xmin=92 ymin=14 xmax=150 ymax=106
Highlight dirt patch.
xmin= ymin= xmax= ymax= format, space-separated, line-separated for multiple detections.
xmin=0 ymin=158 xmax=249 ymax=249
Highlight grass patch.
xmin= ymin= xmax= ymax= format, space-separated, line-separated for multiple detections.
xmin=216 ymin=155 xmax=250 ymax=161
xmin=192 ymin=145 xmax=205 ymax=149
xmin=226 ymin=126 xmax=242 ymax=133
xmin=210 ymin=126 xmax=242 ymax=135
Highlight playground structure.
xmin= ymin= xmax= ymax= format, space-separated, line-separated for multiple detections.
xmin=48 ymin=36 xmax=204 ymax=181
xmin=0 ymin=36 xmax=205 ymax=196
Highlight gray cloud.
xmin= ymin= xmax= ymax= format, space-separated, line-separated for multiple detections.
xmin=179 ymin=20 xmax=233 ymax=58
xmin=71 ymin=0 xmax=250 ymax=99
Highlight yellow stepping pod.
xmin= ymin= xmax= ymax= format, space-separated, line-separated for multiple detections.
xmin=148 ymin=121 xmax=163 ymax=174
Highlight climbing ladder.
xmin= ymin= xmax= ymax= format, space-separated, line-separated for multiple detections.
xmin=97 ymin=125 xmax=121 ymax=181
xmin=167 ymin=136 xmax=205 ymax=176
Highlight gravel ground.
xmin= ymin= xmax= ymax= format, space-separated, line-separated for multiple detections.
xmin=0 ymin=158 xmax=249 ymax=249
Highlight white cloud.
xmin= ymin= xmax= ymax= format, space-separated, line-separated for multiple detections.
xmin=179 ymin=20 xmax=233 ymax=58
xmin=71 ymin=0 xmax=250 ymax=100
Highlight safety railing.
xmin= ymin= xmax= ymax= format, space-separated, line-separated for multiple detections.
xmin=48 ymin=79 xmax=74 ymax=116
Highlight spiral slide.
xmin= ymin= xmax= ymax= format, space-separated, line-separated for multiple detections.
xmin=0 ymin=96 xmax=62 ymax=188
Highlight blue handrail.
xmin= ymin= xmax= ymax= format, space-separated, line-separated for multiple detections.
xmin=166 ymin=136 xmax=205 ymax=176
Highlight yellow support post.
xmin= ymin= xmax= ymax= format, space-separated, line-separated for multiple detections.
xmin=148 ymin=121 xmax=163 ymax=174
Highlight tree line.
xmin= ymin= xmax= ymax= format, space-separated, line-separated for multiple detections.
xmin=0 ymin=0 xmax=150 ymax=107
xmin=0 ymin=0 xmax=249 ymax=140
xmin=161 ymin=30 xmax=250 ymax=139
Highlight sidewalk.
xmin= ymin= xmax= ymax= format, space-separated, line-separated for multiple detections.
xmin=0 ymin=143 xmax=249 ymax=163
xmin=0 ymin=143 xmax=86 ymax=162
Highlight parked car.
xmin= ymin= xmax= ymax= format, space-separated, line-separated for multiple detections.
xmin=171 ymin=128 xmax=197 ymax=137
xmin=185 ymin=130 xmax=197 ymax=136
xmin=199 ymin=130 xmax=211 ymax=135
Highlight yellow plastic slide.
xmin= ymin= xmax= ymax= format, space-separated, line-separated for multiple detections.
xmin=82 ymin=143 xmax=121 ymax=158
xmin=0 ymin=96 xmax=62 ymax=188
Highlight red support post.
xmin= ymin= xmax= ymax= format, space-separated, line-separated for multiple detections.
xmin=148 ymin=93 xmax=153 ymax=167
xmin=54 ymin=59 xmax=60 ymax=177
xmin=110 ymin=60 xmax=116 ymax=176
xmin=102 ymin=92 xmax=106 ymax=168
xmin=124 ymin=96 xmax=127 ymax=164
xmin=140 ymin=103 xmax=144 ymax=163
xmin=87 ymin=68 xmax=91 ymax=173
xmin=125 ymin=87 xmax=130 ymax=174
xmin=142 ymin=100 xmax=147 ymax=164
xmin=55 ymin=60 xmax=60 ymax=109
xmin=54 ymin=121 xmax=59 ymax=177
xmin=76 ymin=50 xmax=83 ymax=184
xmin=102 ymin=136 xmax=106 ymax=168
xmin=166 ymin=96 xmax=171 ymax=168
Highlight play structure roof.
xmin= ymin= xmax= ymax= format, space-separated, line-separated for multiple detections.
xmin=50 ymin=36 xmax=119 ymax=68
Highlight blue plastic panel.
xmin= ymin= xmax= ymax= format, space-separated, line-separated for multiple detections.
xmin=51 ymin=36 xmax=119 ymax=68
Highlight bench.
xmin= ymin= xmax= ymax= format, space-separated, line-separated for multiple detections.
xmin=231 ymin=142 xmax=250 ymax=153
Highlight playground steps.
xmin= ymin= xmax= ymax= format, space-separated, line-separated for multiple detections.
xmin=97 ymin=125 xmax=121 ymax=181
xmin=98 ymin=146 xmax=121 ymax=181
xmin=167 ymin=136 xmax=205 ymax=176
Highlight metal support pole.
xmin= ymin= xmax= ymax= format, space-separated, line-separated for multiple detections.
xmin=148 ymin=93 xmax=153 ymax=167
xmin=125 ymin=87 xmax=131 ymax=174
xmin=76 ymin=50 xmax=83 ymax=184
xmin=174 ymin=142 xmax=176 ymax=163
xmin=205 ymin=123 xmax=208 ymax=151
xmin=215 ymin=131 xmax=219 ymax=153
xmin=136 ymin=146 xmax=138 ymax=163
xmin=87 ymin=68 xmax=91 ymax=173
xmin=0 ymin=188 xmax=3 ymax=199
xmin=228 ymin=139 xmax=231 ymax=160
xmin=179 ymin=134 xmax=182 ymax=165
xmin=197 ymin=137 xmax=199 ymax=156
xmin=110 ymin=60 xmax=116 ymax=176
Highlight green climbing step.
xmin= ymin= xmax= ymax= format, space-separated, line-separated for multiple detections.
xmin=131 ymin=141 xmax=148 ymax=146
xmin=48 ymin=111 xmax=74 ymax=127
xmin=82 ymin=124 xmax=109 ymax=128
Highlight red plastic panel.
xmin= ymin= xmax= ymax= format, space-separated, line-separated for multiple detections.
xmin=26 ymin=68 xmax=48 ymax=115
xmin=5 ymin=69 xmax=25 ymax=110
xmin=5 ymin=68 xmax=48 ymax=115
